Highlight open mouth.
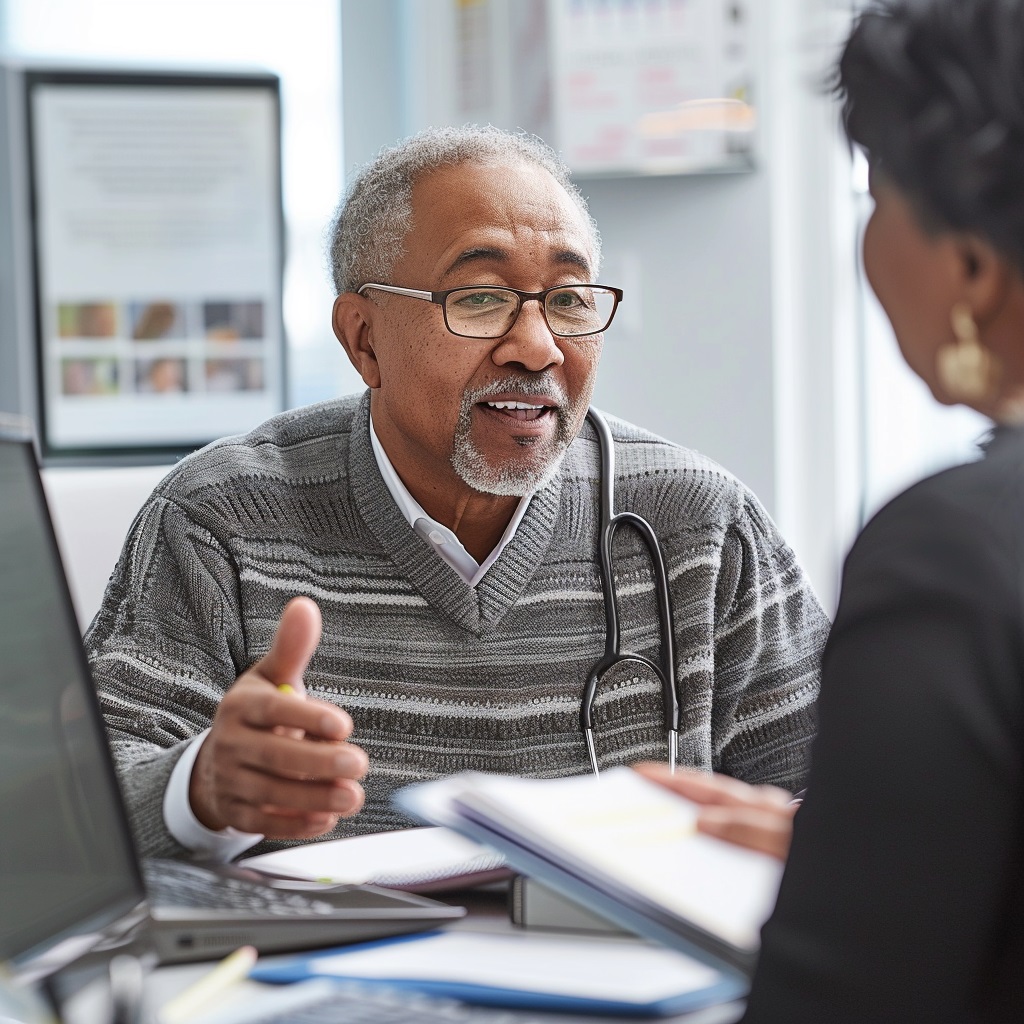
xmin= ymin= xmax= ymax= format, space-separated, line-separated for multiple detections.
xmin=454 ymin=385 xmax=571 ymax=492
xmin=479 ymin=400 xmax=556 ymax=423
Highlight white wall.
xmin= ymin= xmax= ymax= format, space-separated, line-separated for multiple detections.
xmin=42 ymin=465 xmax=170 ymax=630
xmin=583 ymin=165 xmax=779 ymax=511
xmin=766 ymin=0 xmax=863 ymax=614
xmin=342 ymin=0 xmax=858 ymax=611
xmin=9 ymin=0 xmax=860 ymax=626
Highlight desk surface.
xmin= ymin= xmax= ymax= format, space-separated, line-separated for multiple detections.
xmin=61 ymin=887 xmax=745 ymax=1024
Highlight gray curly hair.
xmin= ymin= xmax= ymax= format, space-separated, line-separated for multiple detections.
xmin=326 ymin=125 xmax=601 ymax=296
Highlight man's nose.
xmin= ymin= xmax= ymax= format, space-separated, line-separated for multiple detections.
xmin=491 ymin=300 xmax=564 ymax=372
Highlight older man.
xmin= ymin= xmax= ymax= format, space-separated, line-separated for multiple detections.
xmin=87 ymin=126 xmax=828 ymax=860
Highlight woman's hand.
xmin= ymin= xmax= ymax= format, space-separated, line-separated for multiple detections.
xmin=634 ymin=764 xmax=797 ymax=861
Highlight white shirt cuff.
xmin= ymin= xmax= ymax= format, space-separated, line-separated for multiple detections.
xmin=164 ymin=730 xmax=264 ymax=861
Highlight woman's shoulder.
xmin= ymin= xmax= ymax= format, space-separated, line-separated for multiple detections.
xmin=844 ymin=436 xmax=1024 ymax=612
xmin=869 ymin=429 xmax=1024 ymax=536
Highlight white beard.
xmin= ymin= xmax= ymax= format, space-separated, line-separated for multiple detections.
xmin=450 ymin=375 xmax=582 ymax=496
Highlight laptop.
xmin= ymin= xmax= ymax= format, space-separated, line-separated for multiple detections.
xmin=0 ymin=417 xmax=464 ymax=988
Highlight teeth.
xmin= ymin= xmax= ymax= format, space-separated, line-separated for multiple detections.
xmin=486 ymin=401 xmax=546 ymax=410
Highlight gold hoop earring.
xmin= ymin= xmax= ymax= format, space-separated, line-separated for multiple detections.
xmin=936 ymin=303 xmax=998 ymax=405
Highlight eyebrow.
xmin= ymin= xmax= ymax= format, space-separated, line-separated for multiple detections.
xmin=442 ymin=246 xmax=593 ymax=280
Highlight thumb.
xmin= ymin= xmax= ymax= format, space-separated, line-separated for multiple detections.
xmin=255 ymin=596 xmax=322 ymax=693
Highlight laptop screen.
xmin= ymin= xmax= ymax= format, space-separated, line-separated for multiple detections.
xmin=0 ymin=433 xmax=144 ymax=973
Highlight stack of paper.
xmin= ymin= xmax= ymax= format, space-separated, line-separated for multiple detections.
xmin=240 ymin=826 xmax=510 ymax=892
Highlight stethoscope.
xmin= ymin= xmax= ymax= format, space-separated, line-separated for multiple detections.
xmin=581 ymin=407 xmax=679 ymax=776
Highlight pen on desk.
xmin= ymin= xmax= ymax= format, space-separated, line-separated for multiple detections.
xmin=158 ymin=945 xmax=258 ymax=1024
xmin=108 ymin=954 xmax=145 ymax=1024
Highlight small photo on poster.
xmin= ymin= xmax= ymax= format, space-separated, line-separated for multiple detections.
xmin=128 ymin=300 xmax=187 ymax=341
xmin=136 ymin=357 xmax=188 ymax=394
xmin=205 ymin=358 xmax=264 ymax=393
xmin=57 ymin=301 xmax=118 ymax=339
xmin=203 ymin=300 xmax=264 ymax=341
xmin=61 ymin=357 xmax=119 ymax=395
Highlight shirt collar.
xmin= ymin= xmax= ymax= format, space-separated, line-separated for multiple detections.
xmin=368 ymin=416 xmax=533 ymax=586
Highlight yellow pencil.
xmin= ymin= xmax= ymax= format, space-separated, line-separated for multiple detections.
xmin=159 ymin=945 xmax=258 ymax=1024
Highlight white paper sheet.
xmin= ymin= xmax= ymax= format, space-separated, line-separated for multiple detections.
xmin=307 ymin=931 xmax=722 ymax=1003
xmin=240 ymin=825 xmax=505 ymax=888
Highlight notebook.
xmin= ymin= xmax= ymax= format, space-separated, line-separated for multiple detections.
xmin=0 ymin=420 xmax=463 ymax=986
xmin=395 ymin=769 xmax=785 ymax=980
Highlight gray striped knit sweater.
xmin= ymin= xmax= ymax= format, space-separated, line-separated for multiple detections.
xmin=86 ymin=392 xmax=828 ymax=859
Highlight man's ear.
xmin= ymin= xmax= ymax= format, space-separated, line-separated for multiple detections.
xmin=333 ymin=293 xmax=382 ymax=389
xmin=956 ymin=234 xmax=1013 ymax=327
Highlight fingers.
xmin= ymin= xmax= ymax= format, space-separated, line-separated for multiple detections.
xmin=255 ymin=813 xmax=340 ymax=842
xmin=696 ymin=805 xmax=794 ymax=861
xmin=634 ymin=763 xmax=793 ymax=809
xmin=237 ymin=678 xmax=353 ymax=742
xmin=633 ymin=763 xmax=796 ymax=861
xmin=206 ymin=801 xmax=345 ymax=843
xmin=190 ymin=714 xmax=368 ymax=835
xmin=213 ymin=774 xmax=367 ymax=836
xmin=241 ymin=727 xmax=369 ymax=783
xmin=254 ymin=596 xmax=322 ymax=695
xmin=189 ymin=597 xmax=370 ymax=837
xmin=246 ymin=777 xmax=367 ymax=841
xmin=250 ymin=811 xmax=342 ymax=843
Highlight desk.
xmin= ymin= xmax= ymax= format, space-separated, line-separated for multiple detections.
xmin=61 ymin=888 xmax=745 ymax=1024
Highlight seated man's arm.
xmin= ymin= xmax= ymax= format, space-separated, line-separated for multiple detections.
xmin=85 ymin=494 xmax=365 ymax=858
xmin=709 ymin=502 xmax=829 ymax=793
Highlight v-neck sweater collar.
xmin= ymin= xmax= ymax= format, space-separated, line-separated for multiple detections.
xmin=347 ymin=393 xmax=564 ymax=635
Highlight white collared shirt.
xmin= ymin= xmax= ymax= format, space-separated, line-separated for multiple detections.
xmin=164 ymin=415 xmax=536 ymax=857
xmin=368 ymin=418 xmax=533 ymax=586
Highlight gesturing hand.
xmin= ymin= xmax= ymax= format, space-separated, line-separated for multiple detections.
xmin=189 ymin=596 xmax=368 ymax=839
xmin=634 ymin=764 xmax=797 ymax=861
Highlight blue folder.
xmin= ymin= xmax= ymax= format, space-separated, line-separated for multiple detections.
xmin=250 ymin=930 xmax=746 ymax=1017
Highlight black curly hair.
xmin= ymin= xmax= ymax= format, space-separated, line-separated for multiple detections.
xmin=836 ymin=0 xmax=1024 ymax=270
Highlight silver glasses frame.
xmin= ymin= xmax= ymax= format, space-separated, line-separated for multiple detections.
xmin=356 ymin=282 xmax=623 ymax=339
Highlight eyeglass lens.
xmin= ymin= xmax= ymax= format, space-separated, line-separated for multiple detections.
xmin=444 ymin=286 xmax=616 ymax=339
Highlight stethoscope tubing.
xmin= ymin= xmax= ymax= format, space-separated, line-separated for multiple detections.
xmin=582 ymin=408 xmax=679 ymax=775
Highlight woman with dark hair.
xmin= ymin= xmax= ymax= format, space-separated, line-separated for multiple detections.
xmin=642 ymin=1 xmax=1024 ymax=1020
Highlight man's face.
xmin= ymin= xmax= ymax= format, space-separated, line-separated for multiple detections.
xmin=362 ymin=160 xmax=602 ymax=504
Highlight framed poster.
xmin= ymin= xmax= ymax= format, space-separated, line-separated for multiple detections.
xmin=547 ymin=0 xmax=756 ymax=176
xmin=25 ymin=69 xmax=285 ymax=464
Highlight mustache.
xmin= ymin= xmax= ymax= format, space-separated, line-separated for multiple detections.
xmin=462 ymin=375 xmax=569 ymax=408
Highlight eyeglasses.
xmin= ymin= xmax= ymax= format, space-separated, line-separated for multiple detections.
xmin=357 ymin=282 xmax=623 ymax=340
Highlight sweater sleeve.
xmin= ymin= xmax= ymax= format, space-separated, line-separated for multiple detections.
xmin=709 ymin=500 xmax=829 ymax=791
xmin=84 ymin=493 xmax=248 ymax=859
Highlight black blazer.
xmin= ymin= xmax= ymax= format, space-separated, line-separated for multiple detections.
xmin=743 ymin=426 xmax=1024 ymax=1023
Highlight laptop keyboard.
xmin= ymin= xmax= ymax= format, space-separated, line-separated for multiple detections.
xmin=141 ymin=864 xmax=543 ymax=1021
xmin=142 ymin=859 xmax=342 ymax=916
